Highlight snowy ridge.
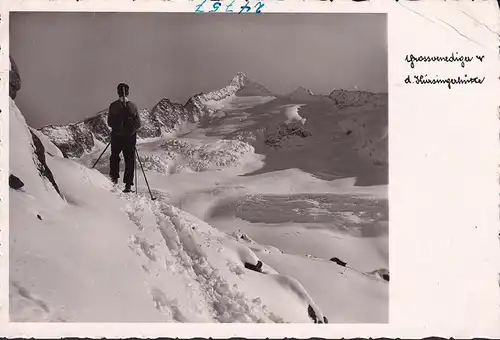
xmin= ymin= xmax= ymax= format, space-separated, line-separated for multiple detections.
xmin=278 ymin=86 xmax=387 ymax=108
xmin=38 ymin=73 xmax=275 ymax=158
xmin=39 ymin=107 xmax=173 ymax=158
xmin=194 ymin=72 xmax=274 ymax=103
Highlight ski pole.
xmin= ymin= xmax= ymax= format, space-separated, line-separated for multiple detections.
xmin=135 ymin=147 xmax=138 ymax=195
xmin=92 ymin=141 xmax=111 ymax=169
xmin=135 ymin=148 xmax=155 ymax=201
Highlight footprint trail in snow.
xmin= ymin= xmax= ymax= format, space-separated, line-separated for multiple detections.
xmin=118 ymin=188 xmax=286 ymax=323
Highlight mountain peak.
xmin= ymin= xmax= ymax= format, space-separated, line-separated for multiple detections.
xmin=227 ymin=72 xmax=274 ymax=97
xmin=234 ymin=71 xmax=248 ymax=80
xmin=228 ymin=72 xmax=250 ymax=88
xmin=282 ymin=86 xmax=314 ymax=100
xmin=183 ymin=72 xmax=274 ymax=117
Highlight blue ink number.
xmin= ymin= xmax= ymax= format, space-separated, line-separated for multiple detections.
xmin=195 ymin=0 xmax=207 ymax=12
xmin=239 ymin=0 xmax=251 ymax=13
xmin=254 ymin=1 xmax=264 ymax=13
xmin=210 ymin=1 xmax=222 ymax=12
xmin=225 ymin=0 xmax=235 ymax=12
xmin=195 ymin=0 xmax=264 ymax=14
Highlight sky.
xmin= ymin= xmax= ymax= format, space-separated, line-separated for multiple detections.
xmin=10 ymin=12 xmax=387 ymax=128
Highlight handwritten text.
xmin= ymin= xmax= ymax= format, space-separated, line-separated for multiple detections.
xmin=405 ymin=52 xmax=484 ymax=69
xmin=404 ymin=53 xmax=486 ymax=89
xmin=404 ymin=74 xmax=485 ymax=90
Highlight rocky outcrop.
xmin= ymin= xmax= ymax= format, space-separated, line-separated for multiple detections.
xmin=39 ymin=121 xmax=102 ymax=159
xmin=329 ymin=89 xmax=387 ymax=109
xmin=30 ymin=130 xmax=62 ymax=197
xmin=308 ymin=305 xmax=328 ymax=324
xmin=10 ymin=56 xmax=21 ymax=99
xmin=264 ymin=120 xmax=312 ymax=148
xmin=146 ymin=98 xmax=193 ymax=137
xmin=9 ymin=174 xmax=24 ymax=190
xmin=369 ymin=268 xmax=390 ymax=282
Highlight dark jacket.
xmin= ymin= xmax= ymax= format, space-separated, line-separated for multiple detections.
xmin=107 ymin=99 xmax=142 ymax=137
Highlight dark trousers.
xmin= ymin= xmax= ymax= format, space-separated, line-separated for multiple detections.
xmin=109 ymin=134 xmax=136 ymax=185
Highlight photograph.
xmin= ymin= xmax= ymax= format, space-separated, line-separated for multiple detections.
xmin=9 ymin=11 xmax=389 ymax=323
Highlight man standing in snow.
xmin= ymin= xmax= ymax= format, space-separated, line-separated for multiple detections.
xmin=107 ymin=83 xmax=142 ymax=193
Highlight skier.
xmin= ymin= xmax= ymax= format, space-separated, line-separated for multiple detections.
xmin=107 ymin=83 xmax=142 ymax=193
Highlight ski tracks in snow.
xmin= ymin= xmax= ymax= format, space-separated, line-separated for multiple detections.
xmin=118 ymin=189 xmax=279 ymax=323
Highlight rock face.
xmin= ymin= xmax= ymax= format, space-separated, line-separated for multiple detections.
xmin=10 ymin=56 xmax=21 ymax=99
xmin=39 ymin=72 xmax=275 ymax=158
xmin=39 ymin=114 xmax=109 ymax=159
xmin=145 ymin=98 xmax=193 ymax=137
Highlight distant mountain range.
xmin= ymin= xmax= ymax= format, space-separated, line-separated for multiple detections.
xmin=38 ymin=72 xmax=386 ymax=158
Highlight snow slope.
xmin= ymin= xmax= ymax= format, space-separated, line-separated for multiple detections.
xmin=338 ymin=107 xmax=388 ymax=167
xmin=10 ymin=98 xmax=335 ymax=323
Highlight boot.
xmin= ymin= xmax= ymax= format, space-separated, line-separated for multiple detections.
xmin=123 ymin=184 xmax=132 ymax=193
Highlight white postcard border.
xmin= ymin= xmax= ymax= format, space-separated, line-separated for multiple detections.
xmin=1 ymin=0 xmax=499 ymax=338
